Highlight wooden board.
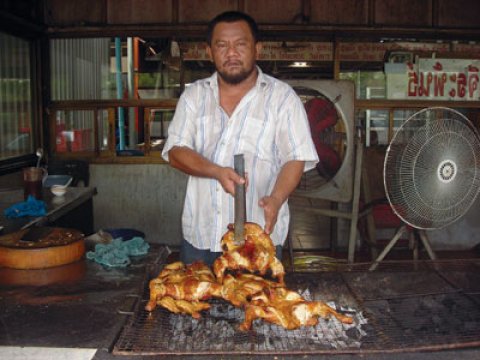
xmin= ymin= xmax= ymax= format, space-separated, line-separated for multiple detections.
xmin=0 ymin=227 xmax=85 ymax=270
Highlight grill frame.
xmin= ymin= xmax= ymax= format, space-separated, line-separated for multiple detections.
xmin=113 ymin=257 xmax=480 ymax=356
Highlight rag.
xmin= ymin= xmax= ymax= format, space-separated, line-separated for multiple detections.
xmin=4 ymin=195 xmax=47 ymax=218
xmin=86 ymin=236 xmax=150 ymax=268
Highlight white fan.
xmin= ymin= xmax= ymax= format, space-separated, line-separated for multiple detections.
xmin=371 ymin=107 xmax=480 ymax=270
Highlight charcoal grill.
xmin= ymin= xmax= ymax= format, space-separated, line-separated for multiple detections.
xmin=113 ymin=256 xmax=480 ymax=356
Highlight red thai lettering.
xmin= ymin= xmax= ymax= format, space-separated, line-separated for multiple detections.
xmin=408 ymin=71 xmax=418 ymax=97
xmin=418 ymin=72 xmax=433 ymax=97
xmin=468 ymin=64 xmax=479 ymax=72
xmin=434 ymin=73 xmax=447 ymax=97
xmin=457 ymin=73 xmax=467 ymax=98
xmin=468 ymin=74 xmax=479 ymax=98
xmin=433 ymin=62 xmax=443 ymax=71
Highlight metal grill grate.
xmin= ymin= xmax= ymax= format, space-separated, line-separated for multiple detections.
xmin=114 ymin=299 xmax=368 ymax=355
xmin=113 ymin=259 xmax=480 ymax=355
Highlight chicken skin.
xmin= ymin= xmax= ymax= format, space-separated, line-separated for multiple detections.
xmin=145 ymin=261 xmax=222 ymax=316
xmin=145 ymin=224 xmax=353 ymax=331
xmin=157 ymin=296 xmax=211 ymax=319
xmin=239 ymin=286 xmax=353 ymax=331
xmin=220 ymin=273 xmax=282 ymax=307
xmin=213 ymin=223 xmax=285 ymax=285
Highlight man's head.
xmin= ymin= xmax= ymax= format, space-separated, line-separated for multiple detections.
xmin=206 ymin=11 xmax=261 ymax=85
xmin=206 ymin=11 xmax=259 ymax=46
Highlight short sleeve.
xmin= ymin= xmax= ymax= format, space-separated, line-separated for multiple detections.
xmin=275 ymin=88 xmax=319 ymax=172
xmin=162 ymin=91 xmax=196 ymax=162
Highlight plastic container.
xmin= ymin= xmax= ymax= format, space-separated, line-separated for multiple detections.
xmin=43 ymin=175 xmax=73 ymax=188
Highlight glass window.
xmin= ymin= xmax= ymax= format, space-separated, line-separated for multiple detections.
xmin=50 ymin=38 xmax=112 ymax=100
xmin=359 ymin=108 xmax=417 ymax=146
xmin=48 ymin=37 xmax=480 ymax=157
xmin=54 ymin=110 xmax=96 ymax=153
xmin=50 ymin=37 xmax=183 ymax=155
xmin=340 ymin=71 xmax=386 ymax=100
xmin=0 ymin=32 xmax=33 ymax=160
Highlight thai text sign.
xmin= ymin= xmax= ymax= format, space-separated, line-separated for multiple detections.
xmin=408 ymin=59 xmax=479 ymax=100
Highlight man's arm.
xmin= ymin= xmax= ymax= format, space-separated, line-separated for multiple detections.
xmin=259 ymin=160 xmax=305 ymax=234
xmin=168 ymin=146 xmax=245 ymax=196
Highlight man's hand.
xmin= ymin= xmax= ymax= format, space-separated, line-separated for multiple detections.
xmin=259 ymin=160 xmax=305 ymax=235
xmin=217 ymin=167 xmax=245 ymax=196
xmin=169 ymin=146 xmax=246 ymax=196
xmin=259 ymin=195 xmax=283 ymax=234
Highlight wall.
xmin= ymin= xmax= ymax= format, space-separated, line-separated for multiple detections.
xmin=431 ymin=200 xmax=480 ymax=250
xmin=90 ymin=163 xmax=187 ymax=246
xmin=88 ymin=162 xmax=480 ymax=252
xmin=1 ymin=161 xmax=478 ymax=252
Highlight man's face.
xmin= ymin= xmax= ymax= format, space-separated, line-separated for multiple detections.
xmin=207 ymin=20 xmax=261 ymax=85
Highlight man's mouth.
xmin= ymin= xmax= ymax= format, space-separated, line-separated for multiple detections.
xmin=224 ymin=61 xmax=242 ymax=68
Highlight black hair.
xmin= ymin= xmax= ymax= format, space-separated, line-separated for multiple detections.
xmin=206 ymin=11 xmax=259 ymax=45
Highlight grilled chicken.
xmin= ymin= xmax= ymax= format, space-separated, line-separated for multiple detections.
xmin=213 ymin=222 xmax=285 ymax=285
xmin=239 ymin=286 xmax=353 ymax=331
xmin=220 ymin=273 xmax=282 ymax=307
xmin=157 ymin=296 xmax=211 ymax=319
xmin=145 ymin=261 xmax=222 ymax=316
xmin=145 ymin=224 xmax=353 ymax=330
xmin=219 ymin=270 xmax=353 ymax=330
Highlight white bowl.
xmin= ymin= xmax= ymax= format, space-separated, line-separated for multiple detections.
xmin=51 ymin=185 xmax=67 ymax=197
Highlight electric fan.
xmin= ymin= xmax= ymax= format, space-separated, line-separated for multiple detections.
xmin=370 ymin=107 xmax=480 ymax=270
xmin=286 ymin=80 xmax=356 ymax=202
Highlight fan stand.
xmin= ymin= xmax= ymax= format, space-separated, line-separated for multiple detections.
xmin=369 ymin=225 xmax=437 ymax=271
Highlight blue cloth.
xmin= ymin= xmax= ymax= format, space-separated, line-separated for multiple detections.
xmin=4 ymin=195 xmax=47 ymax=218
xmin=86 ymin=237 xmax=150 ymax=268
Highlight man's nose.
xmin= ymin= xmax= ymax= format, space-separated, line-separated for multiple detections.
xmin=225 ymin=44 xmax=240 ymax=55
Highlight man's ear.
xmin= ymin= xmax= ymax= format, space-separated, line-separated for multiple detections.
xmin=206 ymin=45 xmax=213 ymax=61
xmin=255 ymin=42 xmax=262 ymax=60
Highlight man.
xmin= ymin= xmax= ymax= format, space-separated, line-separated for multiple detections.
xmin=162 ymin=11 xmax=318 ymax=265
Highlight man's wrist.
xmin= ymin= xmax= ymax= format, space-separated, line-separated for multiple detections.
xmin=269 ymin=194 xmax=285 ymax=206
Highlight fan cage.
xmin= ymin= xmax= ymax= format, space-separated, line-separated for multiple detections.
xmin=384 ymin=107 xmax=480 ymax=230
xmin=286 ymin=80 xmax=355 ymax=203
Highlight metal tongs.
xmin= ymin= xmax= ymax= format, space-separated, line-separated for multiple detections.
xmin=234 ymin=154 xmax=246 ymax=246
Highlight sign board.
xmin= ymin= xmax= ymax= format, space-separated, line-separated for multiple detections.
xmin=386 ymin=59 xmax=480 ymax=101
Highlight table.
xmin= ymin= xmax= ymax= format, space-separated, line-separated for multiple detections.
xmin=0 ymin=186 xmax=97 ymax=236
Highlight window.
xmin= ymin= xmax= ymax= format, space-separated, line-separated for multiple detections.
xmin=0 ymin=32 xmax=33 ymax=161
xmin=48 ymin=37 xmax=480 ymax=158
xmin=49 ymin=37 xmax=183 ymax=157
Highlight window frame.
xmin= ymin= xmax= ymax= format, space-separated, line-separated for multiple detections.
xmin=0 ymin=26 xmax=43 ymax=175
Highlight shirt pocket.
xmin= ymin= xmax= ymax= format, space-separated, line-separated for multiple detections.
xmin=239 ymin=116 xmax=275 ymax=163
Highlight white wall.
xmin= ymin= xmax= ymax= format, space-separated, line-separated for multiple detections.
xmin=88 ymin=163 xmax=480 ymax=252
xmin=430 ymin=198 xmax=480 ymax=250
xmin=90 ymin=163 xmax=187 ymax=246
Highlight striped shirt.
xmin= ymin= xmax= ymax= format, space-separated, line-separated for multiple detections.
xmin=162 ymin=67 xmax=318 ymax=252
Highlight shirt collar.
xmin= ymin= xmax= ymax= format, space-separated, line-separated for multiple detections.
xmin=205 ymin=65 xmax=269 ymax=90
